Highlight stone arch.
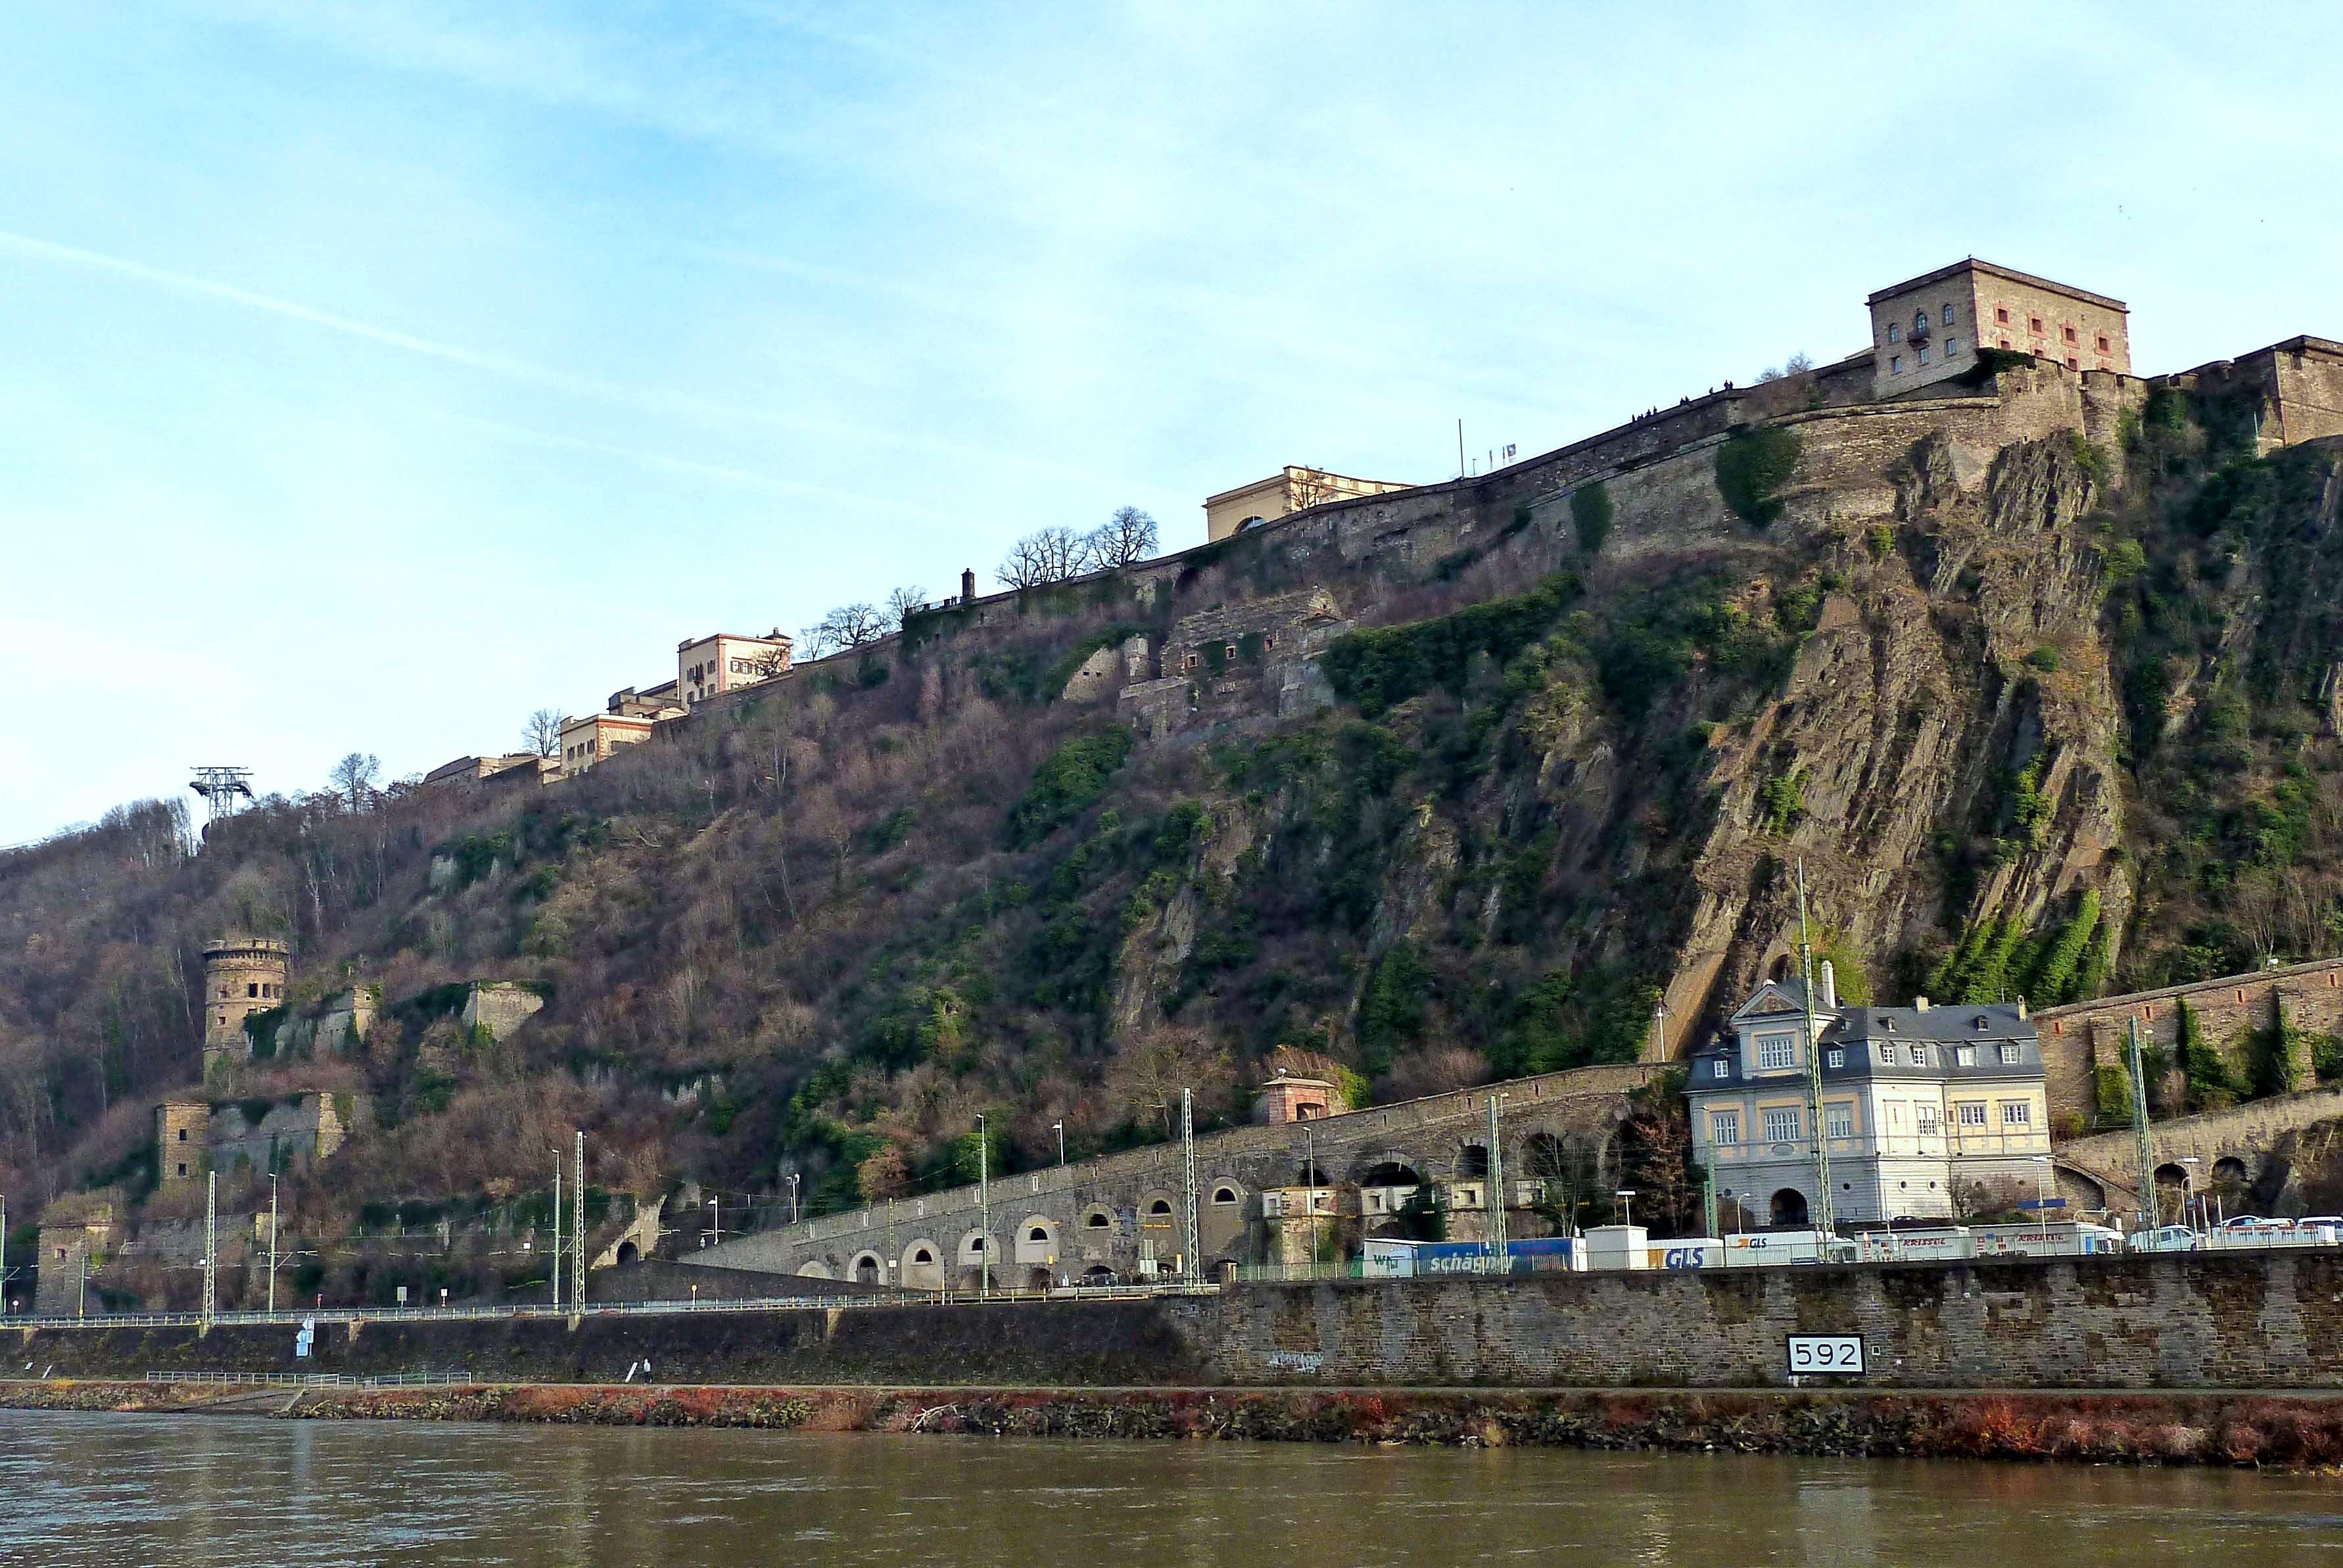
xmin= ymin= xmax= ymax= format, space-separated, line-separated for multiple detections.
xmin=1455 ymin=1143 xmax=1491 ymax=1179
xmin=957 ymin=1228 xmax=995 ymax=1266
xmin=1354 ymin=1156 xmax=1425 ymax=1189
xmin=1769 ymin=1187 xmax=1810 ymax=1226
xmin=902 ymin=1240 xmax=943 ymax=1290
xmin=849 ymin=1250 xmax=885 ymax=1285
xmin=614 ymin=1240 xmax=639 ymax=1266
xmin=2154 ymin=1162 xmax=2189 ymax=1189
xmin=796 ymin=1260 xmax=834 ymax=1280
xmin=1083 ymin=1263 xmax=1117 ymax=1285
xmin=1028 ymin=1266 xmax=1054 ymax=1291
xmin=1208 ymin=1181 xmax=1244 ymax=1210
xmin=2212 ymin=1156 xmax=2250 ymax=1187
xmin=1081 ymin=1205 xmax=1114 ymax=1234
xmin=1016 ymin=1215 xmax=1059 ymax=1265
xmin=1140 ymin=1190 xmax=1179 ymax=1222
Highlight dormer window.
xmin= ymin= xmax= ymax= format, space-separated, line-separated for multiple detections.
xmin=1972 ymin=1015 xmax=1988 ymax=1030
xmin=1711 ymin=1059 xmax=1728 ymax=1080
xmin=1826 ymin=1047 xmax=1844 ymax=1068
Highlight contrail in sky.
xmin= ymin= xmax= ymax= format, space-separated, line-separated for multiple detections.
xmin=0 ymin=227 xmax=1104 ymax=483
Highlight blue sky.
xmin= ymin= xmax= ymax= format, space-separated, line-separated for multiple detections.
xmin=3 ymin=2 xmax=2336 ymax=843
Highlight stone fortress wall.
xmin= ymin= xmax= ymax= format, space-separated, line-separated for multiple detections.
xmin=694 ymin=1062 xmax=1661 ymax=1287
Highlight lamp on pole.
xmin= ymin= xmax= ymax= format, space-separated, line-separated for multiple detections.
xmin=1054 ymin=1121 xmax=1066 ymax=1168
xmin=786 ymin=1174 xmax=800 ymax=1226
xmin=268 ymin=1174 xmax=280 ymax=1314
xmin=2179 ymin=1156 xmax=2200 ymax=1235
xmin=2029 ymin=1156 xmax=2052 ymax=1220
xmin=706 ymin=1195 xmax=720 ymax=1248
xmin=1616 ymin=1189 xmax=1638 ymax=1230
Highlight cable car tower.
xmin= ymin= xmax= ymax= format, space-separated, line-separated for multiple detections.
xmin=188 ymin=765 xmax=254 ymax=825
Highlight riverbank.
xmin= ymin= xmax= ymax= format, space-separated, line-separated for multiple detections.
xmin=8 ymin=1379 xmax=2342 ymax=1467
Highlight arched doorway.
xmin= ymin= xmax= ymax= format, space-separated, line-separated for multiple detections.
xmin=851 ymin=1252 xmax=883 ymax=1285
xmin=2211 ymin=1156 xmax=2250 ymax=1186
xmin=1770 ymin=1188 xmax=1810 ymax=1227
xmin=1457 ymin=1145 xmax=1491 ymax=1178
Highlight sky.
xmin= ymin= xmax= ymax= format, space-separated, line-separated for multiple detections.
xmin=3 ymin=2 xmax=2338 ymax=845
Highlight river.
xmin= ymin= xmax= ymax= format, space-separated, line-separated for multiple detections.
xmin=1 ymin=1409 xmax=2336 ymax=1565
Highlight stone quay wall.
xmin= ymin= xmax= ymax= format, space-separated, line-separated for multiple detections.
xmin=19 ymin=1251 xmax=2343 ymax=1392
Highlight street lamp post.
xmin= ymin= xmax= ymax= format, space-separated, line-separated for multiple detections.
xmin=786 ymin=1175 xmax=800 ymax=1227
xmin=706 ymin=1195 xmax=720 ymax=1247
xmin=1054 ymin=1121 xmax=1066 ymax=1168
xmin=1617 ymin=1189 xmax=1638 ymax=1231
xmin=268 ymin=1174 xmax=279 ymax=1314
xmin=2030 ymin=1155 xmax=2052 ymax=1221
xmin=2180 ymin=1156 xmax=2200 ymax=1236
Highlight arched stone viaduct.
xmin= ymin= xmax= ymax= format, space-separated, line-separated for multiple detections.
xmin=2050 ymin=1085 xmax=2343 ymax=1217
xmin=690 ymin=1063 xmax=1661 ymax=1291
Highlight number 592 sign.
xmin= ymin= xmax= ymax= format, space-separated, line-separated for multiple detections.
xmin=1785 ymin=1333 xmax=1866 ymax=1376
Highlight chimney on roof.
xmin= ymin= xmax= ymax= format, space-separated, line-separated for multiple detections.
xmin=961 ymin=567 xmax=976 ymax=602
xmin=1914 ymin=995 xmax=1930 ymax=1012
xmin=2016 ymin=997 xmax=2028 ymax=1019
xmin=1818 ymin=960 xmax=1838 ymax=1012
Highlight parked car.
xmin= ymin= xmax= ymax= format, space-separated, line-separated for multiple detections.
xmin=2131 ymin=1225 xmax=2202 ymax=1252
xmin=2298 ymin=1216 xmax=2343 ymax=1230
xmin=2219 ymin=1215 xmax=2292 ymax=1229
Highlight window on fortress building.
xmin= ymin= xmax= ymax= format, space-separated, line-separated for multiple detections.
xmin=1887 ymin=322 xmax=1899 ymax=344
xmin=2067 ymin=357 xmax=2080 ymax=371
xmin=2064 ymin=325 xmax=2078 ymax=343
xmin=1999 ymin=337 xmax=2012 ymax=350
xmin=2098 ymin=334 xmax=2111 ymax=352
xmin=178 ymin=1128 xmax=187 ymax=1141
xmin=1946 ymin=338 xmax=1960 ymax=356
xmin=1943 ymin=304 xmax=1956 ymax=325
xmin=1890 ymin=355 xmax=1903 ymax=374
xmin=1996 ymin=306 xmax=2010 ymax=325
xmin=1918 ymin=346 xmax=1929 ymax=366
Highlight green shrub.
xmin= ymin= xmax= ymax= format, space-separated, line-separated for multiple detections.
xmin=2093 ymin=1060 xmax=2134 ymax=1126
xmin=1757 ymin=769 xmax=1806 ymax=836
xmin=1006 ymin=727 xmax=1136 ymax=847
xmin=1571 ymin=483 xmax=1613 ymax=555
xmin=1321 ymin=573 xmax=1580 ymax=717
xmin=1714 ymin=425 xmax=1803 ymax=526
xmin=2025 ymin=645 xmax=2061 ymax=673
xmin=1866 ymin=524 xmax=1895 ymax=562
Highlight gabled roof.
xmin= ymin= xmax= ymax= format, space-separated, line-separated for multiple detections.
xmin=1730 ymin=978 xmax=1817 ymax=1024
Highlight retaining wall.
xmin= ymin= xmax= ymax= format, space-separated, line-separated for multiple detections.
xmin=20 ymin=1251 xmax=2343 ymax=1392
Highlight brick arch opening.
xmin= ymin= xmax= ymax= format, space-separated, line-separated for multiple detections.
xmin=1769 ymin=1187 xmax=1809 ymax=1226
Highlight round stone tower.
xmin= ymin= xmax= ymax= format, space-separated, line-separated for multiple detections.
xmin=202 ymin=934 xmax=291 ymax=1074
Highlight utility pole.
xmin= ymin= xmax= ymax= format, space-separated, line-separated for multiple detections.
xmin=1486 ymin=1093 xmax=1509 ymax=1260
xmin=551 ymin=1162 xmax=562 ymax=1312
xmin=1303 ymin=1123 xmax=1320 ymax=1272
xmin=202 ymin=1171 xmax=218 ymax=1330
xmin=268 ymin=1174 xmax=279 ymax=1314
xmin=2127 ymin=1016 xmax=2157 ymax=1229
xmin=886 ymin=1197 xmax=899 ymax=1301
xmin=1054 ymin=1121 xmax=1066 ymax=1168
xmin=976 ymin=1114 xmax=991 ymax=1298
xmin=1795 ymin=860 xmax=1836 ymax=1241
xmin=1 ymin=1193 xmax=7 ymax=1315
xmin=572 ymin=1131 xmax=585 ymax=1311
xmin=1180 ymin=1088 xmax=1200 ymax=1285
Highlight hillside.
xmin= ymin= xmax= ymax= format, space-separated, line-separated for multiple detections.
xmin=7 ymin=359 xmax=2343 ymax=1235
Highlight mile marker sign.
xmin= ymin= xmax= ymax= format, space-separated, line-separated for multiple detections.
xmin=1786 ymin=1333 xmax=1865 ymax=1375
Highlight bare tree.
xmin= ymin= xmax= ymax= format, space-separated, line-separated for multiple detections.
xmin=798 ymin=621 xmax=839 ymax=661
xmin=820 ymin=602 xmax=887 ymax=650
xmin=1083 ymin=506 xmax=1158 ymax=571
xmin=523 ymin=708 xmax=565 ymax=757
xmin=327 ymin=753 xmax=380 ymax=811
xmin=995 ymin=527 xmax=1088 ymax=590
xmin=1106 ymin=1025 xmax=1233 ymax=1137
xmin=885 ymin=584 xmax=928 ymax=627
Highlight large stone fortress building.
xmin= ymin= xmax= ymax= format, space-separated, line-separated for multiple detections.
xmin=1868 ymin=258 xmax=2131 ymax=398
xmin=200 ymin=934 xmax=289 ymax=1076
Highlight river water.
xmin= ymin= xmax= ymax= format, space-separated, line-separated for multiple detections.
xmin=1 ymin=1409 xmax=2336 ymax=1565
